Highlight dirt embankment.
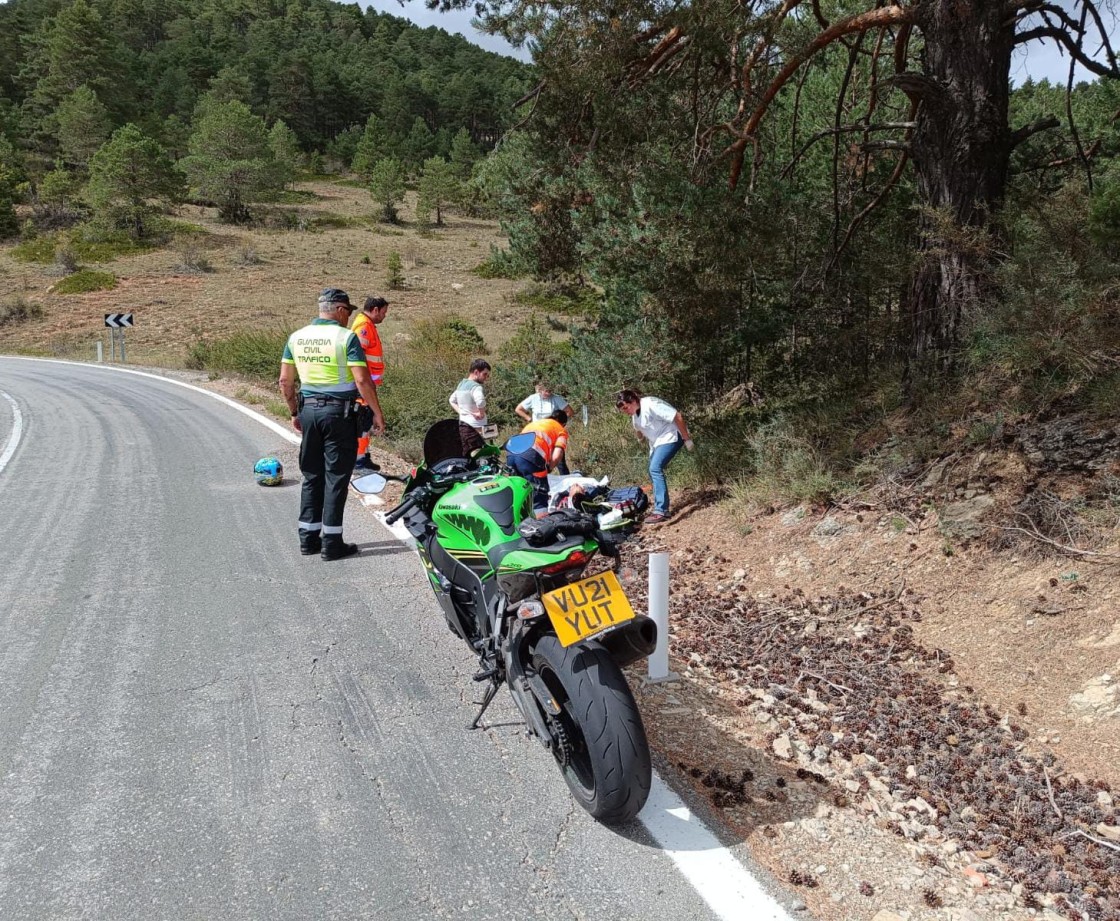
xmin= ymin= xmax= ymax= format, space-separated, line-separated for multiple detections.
xmin=623 ymin=421 xmax=1120 ymax=921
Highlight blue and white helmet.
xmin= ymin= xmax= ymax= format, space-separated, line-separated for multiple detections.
xmin=254 ymin=456 xmax=283 ymax=486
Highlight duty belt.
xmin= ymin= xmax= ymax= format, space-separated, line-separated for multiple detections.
xmin=301 ymin=394 xmax=359 ymax=412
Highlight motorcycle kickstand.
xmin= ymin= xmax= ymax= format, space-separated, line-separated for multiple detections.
xmin=468 ymin=677 xmax=501 ymax=731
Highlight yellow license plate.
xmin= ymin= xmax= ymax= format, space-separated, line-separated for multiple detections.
xmin=542 ymin=571 xmax=636 ymax=647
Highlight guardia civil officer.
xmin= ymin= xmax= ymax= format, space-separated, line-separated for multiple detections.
xmin=279 ymin=288 xmax=385 ymax=560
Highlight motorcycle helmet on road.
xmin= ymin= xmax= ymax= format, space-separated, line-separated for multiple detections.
xmin=254 ymin=456 xmax=284 ymax=486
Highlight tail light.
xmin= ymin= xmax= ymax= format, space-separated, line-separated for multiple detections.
xmin=540 ymin=550 xmax=590 ymax=575
xmin=515 ymin=600 xmax=546 ymax=621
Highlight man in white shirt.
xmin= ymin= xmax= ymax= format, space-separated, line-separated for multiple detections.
xmin=449 ymin=359 xmax=491 ymax=455
xmin=615 ymin=389 xmax=694 ymax=524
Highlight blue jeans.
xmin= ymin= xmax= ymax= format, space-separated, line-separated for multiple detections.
xmin=649 ymin=438 xmax=683 ymax=516
xmin=509 ymin=451 xmax=549 ymax=512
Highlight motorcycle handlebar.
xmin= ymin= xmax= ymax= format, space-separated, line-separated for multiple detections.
xmin=384 ymin=492 xmax=420 ymax=525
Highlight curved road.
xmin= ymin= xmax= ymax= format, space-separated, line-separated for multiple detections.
xmin=0 ymin=358 xmax=788 ymax=921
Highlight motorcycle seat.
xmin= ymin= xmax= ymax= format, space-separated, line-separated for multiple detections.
xmin=488 ymin=532 xmax=589 ymax=566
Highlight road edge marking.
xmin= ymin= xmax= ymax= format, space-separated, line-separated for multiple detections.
xmin=0 ymin=389 xmax=24 ymax=476
xmin=642 ymin=774 xmax=797 ymax=921
xmin=0 ymin=356 xmax=299 ymax=445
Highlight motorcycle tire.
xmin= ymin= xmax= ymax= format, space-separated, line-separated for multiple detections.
xmin=531 ymin=635 xmax=652 ymax=824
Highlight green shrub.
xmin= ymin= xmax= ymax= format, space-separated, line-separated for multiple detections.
xmin=308 ymin=212 xmax=355 ymax=230
xmin=185 ymin=329 xmax=291 ymax=381
xmin=386 ymin=251 xmax=404 ymax=289
xmin=11 ymin=234 xmax=59 ymax=263
xmin=69 ymin=229 xmax=157 ymax=261
xmin=727 ymin=417 xmax=846 ymax=511
xmin=512 ymin=282 xmax=600 ymax=316
xmin=159 ymin=220 xmax=209 ymax=238
xmin=470 ymin=246 xmax=527 ymax=279
xmin=408 ymin=314 xmax=485 ymax=356
xmin=15 ymin=226 xmax=158 ymax=263
xmin=271 ymin=188 xmax=318 ymax=204
xmin=967 ymin=182 xmax=1120 ymax=417
xmin=0 ymin=296 xmax=44 ymax=326
xmin=53 ymin=270 xmax=116 ymax=294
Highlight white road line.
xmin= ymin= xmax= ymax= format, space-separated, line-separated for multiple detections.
xmin=642 ymin=775 xmax=796 ymax=921
xmin=0 ymin=356 xmax=300 ymax=446
xmin=0 ymin=357 xmax=798 ymax=921
xmin=0 ymin=389 xmax=24 ymax=476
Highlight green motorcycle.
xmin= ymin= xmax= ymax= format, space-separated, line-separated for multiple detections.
xmin=363 ymin=420 xmax=655 ymax=824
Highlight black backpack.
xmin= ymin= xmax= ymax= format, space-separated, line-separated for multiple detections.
xmin=518 ymin=508 xmax=599 ymax=546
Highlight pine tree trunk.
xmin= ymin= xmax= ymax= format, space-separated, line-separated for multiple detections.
xmin=905 ymin=0 xmax=1014 ymax=380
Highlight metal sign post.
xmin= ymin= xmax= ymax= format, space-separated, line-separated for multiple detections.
xmin=104 ymin=314 xmax=134 ymax=364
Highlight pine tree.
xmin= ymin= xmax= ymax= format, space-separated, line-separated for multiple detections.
xmin=449 ymin=128 xmax=478 ymax=182
xmin=183 ymin=101 xmax=278 ymax=224
xmin=0 ymin=168 xmax=18 ymax=240
xmin=0 ymin=134 xmax=25 ymax=185
xmin=401 ymin=116 xmax=434 ymax=172
xmin=194 ymin=67 xmax=254 ymax=117
xmin=54 ymin=85 xmax=111 ymax=170
xmin=386 ymin=250 xmax=404 ymax=290
xmin=416 ymin=156 xmax=458 ymax=228
xmin=368 ymin=157 xmax=405 ymax=223
xmin=38 ymin=164 xmax=80 ymax=210
xmin=268 ymin=119 xmax=303 ymax=188
xmin=351 ymin=114 xmax=383 ymax=181
xmin=87 ymin=124 xmax=182 ymax=240
xmin=20 ymin=0 xmax=129 ymax=145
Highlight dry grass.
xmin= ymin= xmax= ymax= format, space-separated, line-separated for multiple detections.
xmin=0 ymin=180 xmax=528 ymax=367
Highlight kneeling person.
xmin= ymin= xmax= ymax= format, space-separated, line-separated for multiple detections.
xmin=508 ymin=409 xmax=569 ymax=515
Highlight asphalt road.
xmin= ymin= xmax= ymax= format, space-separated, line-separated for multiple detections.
xmin=0 ymin=358 xmax=735 ymax=921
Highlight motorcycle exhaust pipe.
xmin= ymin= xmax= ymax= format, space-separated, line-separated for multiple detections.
xmin=597 ymin=615 xmax=658 ymax=669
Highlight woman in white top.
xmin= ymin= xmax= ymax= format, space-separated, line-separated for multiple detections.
xmin=615 ymin=388 xmax=694 ymax=524
xmin=515 ymin=380 xmax=573 ymax=423
xmin=517 ymin=380 xmax=573 ymax=472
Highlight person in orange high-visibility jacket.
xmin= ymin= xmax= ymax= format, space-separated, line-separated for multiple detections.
xmin=508 ymin=409 xmax=570 ymax=515
xmin=350 ymin=296 xmax=388 ymax=470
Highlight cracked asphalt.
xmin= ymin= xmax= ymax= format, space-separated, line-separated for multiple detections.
xmin=0 ymin=359 xmax=722 ymax=921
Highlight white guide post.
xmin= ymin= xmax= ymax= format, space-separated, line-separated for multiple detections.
xmin=646 ymin=551 xmax=678 ymax=683
xmin=96 ymin=340 xmax=103 ymax=362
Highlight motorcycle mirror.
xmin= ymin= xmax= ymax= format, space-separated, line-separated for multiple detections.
xmin=352 ymin=473 xmax=387 ymax=495
xmin=504 ymin=433 xmax=536 ymax=455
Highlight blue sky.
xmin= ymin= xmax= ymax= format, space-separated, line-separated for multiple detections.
xmin=362 ymin=0 xmax=1118 ymax=84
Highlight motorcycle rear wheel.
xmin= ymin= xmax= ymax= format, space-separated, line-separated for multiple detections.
xmin=531 ymin=635 xmax=652 ymax=824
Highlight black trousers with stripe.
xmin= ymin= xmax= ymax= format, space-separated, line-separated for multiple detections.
xmin=298 ymin=397 xmax=359 ymax=532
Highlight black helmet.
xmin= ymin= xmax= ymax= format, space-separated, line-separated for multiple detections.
xmin=318 ymin=287 xmax=351 ymax=309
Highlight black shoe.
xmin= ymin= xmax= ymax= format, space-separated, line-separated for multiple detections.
xmin=299 ymin=532 xmax=322 ymax=555
xmin=353 ymin=455 xmax=380 ymax=472
xmin=321 ymin=536 xmax=359 ymax=561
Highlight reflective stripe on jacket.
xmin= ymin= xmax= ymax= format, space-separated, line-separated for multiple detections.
xmin=521 ymin=419 xmax=568 ymax=476
xmin=351 ymin=312 xmax=385 ymax=383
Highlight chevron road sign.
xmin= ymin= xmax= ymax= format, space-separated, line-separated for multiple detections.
xmin=104 ymin=313 xmax=134 ymax=328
